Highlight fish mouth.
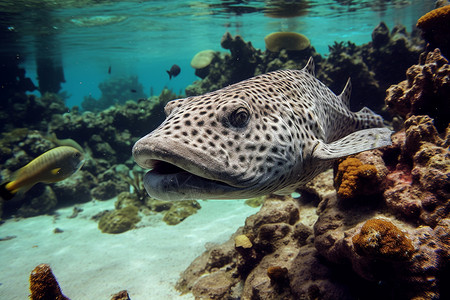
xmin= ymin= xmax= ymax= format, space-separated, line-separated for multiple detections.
xmin=142 ymin=159 xmax=244 ymax=201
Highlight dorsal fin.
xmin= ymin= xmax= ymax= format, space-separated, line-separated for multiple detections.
xmin=302 ymin=57 xmax=315 ymax=77
xmin=339 ymin=78 xmax=351 ymax=108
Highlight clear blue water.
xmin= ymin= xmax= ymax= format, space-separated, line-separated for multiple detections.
xmin=1 ymin=0 xmax=434 ymax=107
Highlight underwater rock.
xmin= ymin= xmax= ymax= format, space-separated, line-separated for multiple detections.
xmin=314 ymin=188 xmax=449 ymax=299
xmin=383 ymin=115 xmax=449 ymax=226
xmin=417 ymin=5 xmax=450 ymax=58
xmin=385 ymin=48 xmax=450 ymax=132
xmin=13 ymin=185 xmax=57 ymax=218
xmin=162 ymin=200 xmax=201 ymax=225
xmin=371 ymin=22 xmax=390 ymax=48
xmin=110 ymin=290 xmax=131 ymax=300
xmin=52 ymin=170 xmax=94 ymax=206
xmin=192 ymin=270 xmax=234 ymax=299
xmin=115 ymin=192 xmax=142 ymax=210
xmin=91 ymin=181 xmax=128 ymax=201
xmin=98 ymin=205 xmax=141 ymax=234
xmin=29 ymin=263 xmax=69 ymax=300
xmin=177 ymin=195 xmax=375 ymax=299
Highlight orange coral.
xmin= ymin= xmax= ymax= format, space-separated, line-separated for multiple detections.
xmin=29 ymin=264 xmax=69 ymax=300
xmin=335 ymin=157 xmax=378 ymax=199
xmin=352 ymin=219 xmax=415 ymax=261
xmin=417 ymin=5 xmax=450 ymax=30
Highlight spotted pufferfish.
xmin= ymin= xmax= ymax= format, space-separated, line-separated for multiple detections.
xmin=132 ymin=57 xmax=392 ymax=200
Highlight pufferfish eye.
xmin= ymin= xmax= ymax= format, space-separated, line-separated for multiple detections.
xmin=229 ymin=107 xmax=250 ymax=128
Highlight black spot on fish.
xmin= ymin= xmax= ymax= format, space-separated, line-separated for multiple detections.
xmin=167 ymin=64 xmax=181 ymax=79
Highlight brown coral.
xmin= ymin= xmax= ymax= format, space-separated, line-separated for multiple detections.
xmin=352 ymin=219 xmax=414 ymax=261
xmin=29 ymin=264 xmax=69 ymax=300
xmin=417 ymin=5 xmax=450 ymax=58
xmin=417 ymin=5 xmax=450 ymax=30
xmin=334 ymin=157 xmax=379 ymax=199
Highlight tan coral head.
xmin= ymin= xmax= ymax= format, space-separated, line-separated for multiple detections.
xmin=264 ymin=32 xmax=310 ymax=52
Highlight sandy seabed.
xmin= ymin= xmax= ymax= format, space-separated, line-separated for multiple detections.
xmin=0 ymin=198 xmax=258 ymax=299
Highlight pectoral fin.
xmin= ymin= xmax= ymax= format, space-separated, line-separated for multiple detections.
xmin=51 ymin=168 xmax=61 ymax=175
xmin=313 ymin=128 xmax=393 ymax=160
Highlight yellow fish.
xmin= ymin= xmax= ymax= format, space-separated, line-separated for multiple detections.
xmin=0 ymin=146 xmax=84 ymax=200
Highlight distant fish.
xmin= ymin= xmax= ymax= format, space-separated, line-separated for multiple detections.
xmin=44 ymin=132 xmax=84 ymax=153
xmin=0 ymin=146 xmax=85 ymax=200
xmin=108 ymin=66 xmax=111 ymax=74
xmin=130 ymin=89 xmax=137 ymax=93
xmin=167 ymin=64 xmax=181 ymax=79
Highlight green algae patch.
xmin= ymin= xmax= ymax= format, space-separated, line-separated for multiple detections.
xmin=245 ymin=196 xmax=265 ymax=208
xmin=163 ymin=201 xmax=201 ymax=225
xmin=98 ymin=205 xmax=141 ymax=234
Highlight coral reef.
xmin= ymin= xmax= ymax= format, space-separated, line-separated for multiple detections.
xmin=81 ymin=75 xmax=147 ymax=112
xmin=0 ymin=93 xmax=66 ymax=133
xmin=29 ymin=263 xmax=69 ymax=300
xmin=186 ymin=23 xmax=423 ymax=116
xmin=320 ymin=22 xmax=423 ymax=113
xmin=383 ymin=115 xmax=449 ymax=226
xmin=386 ymin=48 xmax=450 ymax=132
xmin=417 ymin=5 xmax=450 ymax=58
xmin=175 ymin=87 xmax=448 ymax=299
xmin=0 ymin=88 xmax=181 ymax=220
xmin=185 ymin=31 xmax=318 ymax=97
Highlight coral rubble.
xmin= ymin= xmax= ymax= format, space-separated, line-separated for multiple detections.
xmin=29 ymin=264 xmax=69 ymax=300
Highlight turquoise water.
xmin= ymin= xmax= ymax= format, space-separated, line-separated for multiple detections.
xmin=1 ymin=0 xmax=433 ymax=107
xmin=1 ymin=1 xmax=447 ymax=299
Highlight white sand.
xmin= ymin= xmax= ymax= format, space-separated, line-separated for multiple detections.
xmin=0 ymin=199 xmax=259 ymax=299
